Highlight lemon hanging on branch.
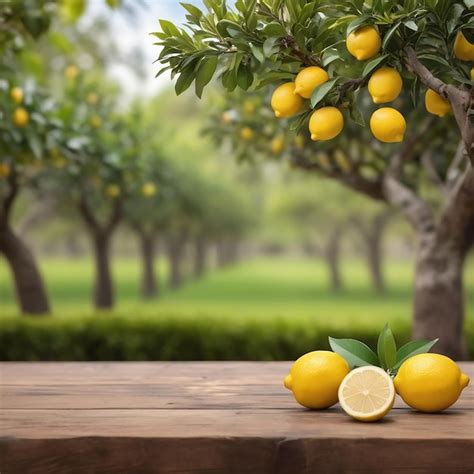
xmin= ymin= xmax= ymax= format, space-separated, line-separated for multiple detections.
xmin=294 ymin=67 xmax=329 ymax=99
xmin=309 ymin=107 xmax=344 ymax=141
xmin=240 ymin=126 xmax=254 ymax=141
xmin=425 ymin=89 xmax=451 ymax=117
xmin=370 ymin=108 xmax=406 ymax=143
xmin=453 ymin=31 xmax=474 ymax=61
xmin=368 ymin=67 xmax=403 ymax=104
xmin=346 ymin=26 xmax=381 ymax=61
xmin=271 ymin=82 xmax=304 ymax=118
xmin=10 ymin=87 xmax=24 ymax=105
xmin=13 ymin=107 xmax=29 ymax=127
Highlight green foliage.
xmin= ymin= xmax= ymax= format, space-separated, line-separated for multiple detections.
xmin=330 ymin=323 xmax=439 ymax=374
xmin=0 ymin=315 xmax=413 ymax=361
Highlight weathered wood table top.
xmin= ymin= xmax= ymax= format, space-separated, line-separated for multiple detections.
xmin=1 ymin=362 xmax=473 ymax=473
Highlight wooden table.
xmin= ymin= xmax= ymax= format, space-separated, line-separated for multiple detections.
xmin=1 ymin=362 xmax=473 ymax=473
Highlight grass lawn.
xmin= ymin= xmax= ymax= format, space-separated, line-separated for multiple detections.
xmin=1 ymin=256 xmax=473 ymax=331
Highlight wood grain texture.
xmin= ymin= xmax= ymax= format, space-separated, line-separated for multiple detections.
xmin=1 ymin=362 xmax=473 ymax=473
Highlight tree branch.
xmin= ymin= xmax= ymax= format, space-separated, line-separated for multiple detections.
xmin=78 ymin=194 xmax=99 ymax=232
xmin=404 ymin=47 xmax=473 ymax=164
xmin=105 ymin=198 xmax=123 ymax=234
xmin=0 ymin=167 xmax=19 ymax=228
xmin=421 ymin=150 xmax=448 ymax=197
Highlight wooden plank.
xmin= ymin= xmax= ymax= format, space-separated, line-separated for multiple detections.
xmin=1 ymin=362 xmax=473 ymax=473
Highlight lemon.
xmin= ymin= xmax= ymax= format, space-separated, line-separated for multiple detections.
xmin=284 ymin=350 xmax=349 ymax=409
xmin=394 ymin=353 xmax=470 ymax=413
xmin=0 ymin=163 xmax=11 ymax=178
xmin=339 ymin=366 xmax=395 ymax=422
xmin=240 ymin=127 xmax=254 ymax=141
xmin=142 ymin=182 xmax=157 ymax=197
xmin=370 ymin=107 xmax=406 ymax=143
xmin=10 ymin=87 xmax=23 ymax=104
xmin=271 ymin=136 xmax=285 ymax=155
xmin=294 ymin=67 xmax=329 ymax=99
xmin=87 ymin=93 xmax=98 ymax=105
xmin=453 ymin=32 xmax=474 ymax=62
xmin=243 ymin=100 xmax=256 ymax=115
xmin=222 ymin=111 xmax=233 ymax=124
xmin=65 ymin=65 xmax=79 ymax=80
xmin=309 ymin=107 xmax=344 ymax=141
xmin=294 ymin=135 xmax=305 ymax=150
xmin=368 ymin=67 xmax=402 ymax=104
xmin=346 ymin=26 xmax=381 ymax=61
xmin=105 ymin=184 xmax=121 ymax=198
xmin=13 ymin=107 xmax=29 ymax=127
xmin=271 ymin=82 xmax=304 ymax=118
xmin=425 ymin=89 xmax=451 ymax=117
xmin=90 ymin=115 xmax=102 ymax=128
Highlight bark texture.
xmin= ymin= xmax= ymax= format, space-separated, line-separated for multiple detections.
xmin=139 ymin=232 xmax=158 ymax=299
xmin=0 ymin=226 xmax=50 ymax=314
xmin=0 ymin=171 xmax=50 ymax=315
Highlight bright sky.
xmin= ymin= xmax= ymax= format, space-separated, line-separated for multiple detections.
xmin=84 ymin=0 xmax=205 ymax=98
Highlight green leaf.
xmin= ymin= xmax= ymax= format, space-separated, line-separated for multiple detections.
xmin=262 ymin=22 xmax=286 ymax=37
xmin=175 ymin=68 xmax=195 ymax=95
xmin=362 ymin=54 xmax=388 ymax=77
xmin=382 ymin=22 xmax=401 ymax=49
xmin=404 ymin=20 xmax=418 ymax=31
xmin=310 ymin=78 xmax=339 ymax=107
xmin=195 ymin=56 xmax=218 ymax=98
xmin=159 ymin=19 xmax=180 ymax=37
xmin=377 ymin=323 xmax=397 ymax=370
xmin=329 ymin=337 xmax=379 ymax=369
xmin=250 ymin=44 xmax=265 ymax=63
xmin=263 ymin=37 xmax=279 ymax=56
xmin=180 ymin=2 xmax=202 ymax=19
xmin=346 ymin=15 xmax=371 ymax=36
xmin=349 ymin=104 xmax=365 ymax=126
xmin=393 ymin=339 xmax=439 ymax=371
xmin=236 ymin=64 xmax=253 ymax=90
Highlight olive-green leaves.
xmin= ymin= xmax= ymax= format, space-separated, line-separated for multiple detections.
xmin=329 ymin=324 xmax=438 ymax=375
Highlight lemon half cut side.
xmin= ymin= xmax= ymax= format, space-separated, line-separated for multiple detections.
xmin=338 ymin=366 xmax=395 ymax=422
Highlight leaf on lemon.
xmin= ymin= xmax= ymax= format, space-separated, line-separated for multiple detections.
xmin=392 ymin=338 xmax=439 ymax=371
xmin=377 ymin=323 xmax=397 ymax=370
xmin=328 ymin=337 xmax=379 ymax=369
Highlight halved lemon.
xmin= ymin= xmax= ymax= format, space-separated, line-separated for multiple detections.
xmin=338 ymin=366 xmax=395 ymax=422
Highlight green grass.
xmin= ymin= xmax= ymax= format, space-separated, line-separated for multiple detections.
xmin=1 ymin=256 xmax=473 ymax=331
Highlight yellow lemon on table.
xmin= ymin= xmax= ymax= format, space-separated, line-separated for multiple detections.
xmin=240 ymin=127 xmax=254 ymax=141
xmin=10 ymin=87 xmax=24 ymax=104
xmin=294 ymin=67 xmax=329 ymax=99
xmin=284 ymin=351 xmax=349 ymax=409
xmin=339 ymin=366 xmax=395 ymax=422
xmin=142 ymin=182 xmax=157 ymax=197
xmin=394 ymin=353 xmax=470 ymax=413
xmin=346 ymin=26 xmax=381 ymax=61
xmin=0 ymin=163 xmax=11 ymax=178
xmin=368 ymin=67 xmax=402 ymax=104
xmin=309 ymin=107 xmax=344 ymax=141
xmin=425 ymin=89 xmax=451 ymax=117
xmin=370 ymin=107 xmax=406 ymax=143
xmin=271 ymin=82 xmax=304 ymax=118
xmin=453 ymin=32 xmax=474 ymax=62
xmin=13 ymin=107 xmax=29 ymax=127
xmin=271 ymin=136 xmax=285 ymax=155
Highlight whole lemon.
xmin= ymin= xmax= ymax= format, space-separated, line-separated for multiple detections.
xmin=284 ymin=350 xmax=349 ymax=409
xmin=453 ymin=32 xmax=474 ymax=62
xmin=309 ymin=107 xmax=344 ymax=141
xmin=368 ymin=67 xmax=403 ymax=104
xmin=425 ymin=89 xmax=451 ymax=117
xmin=370 ymin=107 xmax=406 ymax=143
xmin=106 ymin=184 xmax=121 ymax=198
xmin=0 ymin=163 xmax=11 ymax=178
xmin=346 ymin=26 xmax=381 ymax=61
xmin=271 ymin=136 xmax=285 ymax=155
xmin=13 ymin=107 xmax=29 ymax=127
xmin=240 ymin=127 xmax=254 ymax=141
xmin=142 ymin=182 xmax=157 ymax=197
xmin=394 ymin=353 xmax=470 ymax=413
xmin=294 ymin=67 xmax=329 ymax=99
xmin=10 ymin=87 xmax=24 ymax=104
xmin=65 ymin=64 xmax=79 ymax=80
xmin=271 ymin=82 xmax=304 ymax=118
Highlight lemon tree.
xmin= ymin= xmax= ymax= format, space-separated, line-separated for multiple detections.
xmin=154 ymin=0 xmax=474 ymax=359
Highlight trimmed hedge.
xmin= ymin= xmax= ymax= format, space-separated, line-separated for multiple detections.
xmin=1 ymin=316 xmax=473 ymax=361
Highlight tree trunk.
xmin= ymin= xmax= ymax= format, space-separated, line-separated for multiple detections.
xmin=413 ymin=233 xmax=466 ymax=359
xmin=367 ymin=235 xmax=385 ymax=293
xmin=0 ymin=225 xmax=50 ymax=315
xmin=324 ymin=230 xmax=343 ymax=292
xmin=140 ymin=232 xmax=158 ymax=298
xmin=193 ymin=236 xmax=207 ymax=279
xmin=92 ymin=233 xmax=114 ymax=309
xmin=167 ymin=236 xmax=185 ymax=289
